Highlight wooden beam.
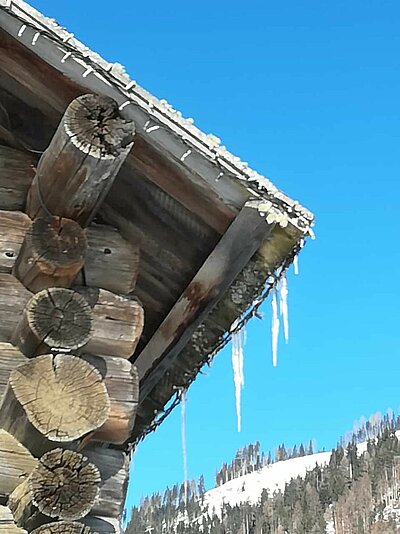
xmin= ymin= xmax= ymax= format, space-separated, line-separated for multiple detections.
xmin=0 ymin=430 xmax=37 ymax=504
xmin=75 ymin=288 xmax=144 ymax=359
xmin=13 ymin=216 xmax=86 ymax=293
xmin=0 ymin=274 xmax=32 ymax=343
xmin=0 ymin=354 xmax=110 ymax=457
xmin=0 ymin=343 xmax=27 ymax=401
xmin=75 ymin=223 xmax=140 ymax=295
xmin=26 ymin=94 xmax=135 ymax=227
xmin=134 ymin=201 xmax=274 ymax=400
xmin=81 ymin=354 xmax=139 ymax=445
xmin=84 ymin=448 xmax=129 ymax=519
xmin=0 ymin=211 xmax=31 ymax=275
xmin=0 ymin=146 xmax=36 ymax=211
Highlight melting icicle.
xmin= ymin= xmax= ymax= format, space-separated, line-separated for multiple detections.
xmin=279 ymin=272 xmax=289 ymax=344
xmin=181 ymin=390 xmax=188 ymax=507
xmin=293 ymin=254 xmax=299 ymax=275
xmin=271 ymin=288 xmax=280 ymax=367
xmin=231 ymin=321 xmax=245 ymax=432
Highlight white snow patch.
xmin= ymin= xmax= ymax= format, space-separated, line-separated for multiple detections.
xmin=204 ymin=452 xmax=332 ymax=517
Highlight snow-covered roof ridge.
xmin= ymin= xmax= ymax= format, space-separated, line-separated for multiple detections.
xmin=0 ymin=0 xmax=314 ymax=234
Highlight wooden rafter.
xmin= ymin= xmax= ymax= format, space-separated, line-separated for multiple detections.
xmin=134 ymin=201 xmax=275 ymax=401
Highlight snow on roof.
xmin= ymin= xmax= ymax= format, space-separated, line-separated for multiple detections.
xmin=0 ymin=0 xmax=314 ymax=235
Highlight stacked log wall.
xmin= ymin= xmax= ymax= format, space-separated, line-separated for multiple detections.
xmin=0 ymin=93 xmax=141 ymax=532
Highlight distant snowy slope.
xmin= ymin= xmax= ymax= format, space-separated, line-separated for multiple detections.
xmin=203 ymin=433 xmax=400 ymax=518
xmin=204 ymin=451 xmax=332 ymax=516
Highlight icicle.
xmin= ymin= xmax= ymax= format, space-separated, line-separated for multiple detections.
xmin=279 ymin=272 xmax=289 ymax=344
xmin=231 ymin=321 xmax=245 ymax=432
xmin=271 ymin=288 xmax=280 ymax=367
xmin=180 ymin=390 xmax=188 ymax=507
xmin=293 ymin=254 xmax=299 ymax=275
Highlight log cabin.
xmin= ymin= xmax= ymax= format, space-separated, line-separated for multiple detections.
xmin=0 ymin=1 xmax=314 ymax=532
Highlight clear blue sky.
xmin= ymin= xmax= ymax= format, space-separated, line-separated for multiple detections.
xmin=30 ymin=0 xmax=400 ymax=511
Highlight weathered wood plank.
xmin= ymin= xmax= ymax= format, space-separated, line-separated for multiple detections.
xmin=0 ymin=504 xmax=26 ymax=533
xmin=82 ymin=354 xmax=139 ymax=444
xmin=84 ymin=448 xmax=129 ymax=519
xmin=0 ymin=343 xmax=27 ymax=401
xmin=0 ymin=274 xmax=32 ymax=342
xmin=0 ymin=210 xmax=31 ymax=274
xmin=75 ymin=288 xmax=144 ymax=359
xmin=13 ymin=216 xmax=86 ymax=293
xmin=134 ymin=202 xmax=274 ymax=400
xmin=0 ymin=354 xmax=110 ymax=457
xmin=26 ymin=94 xmax=135 ymax=227
xmin=0 ymin=430 xmax=37 ymax=504
xmin=12 ymin=288 xmax=92 ymax=357
xmin=0 ymin=146 xmax=36 ymax=211
xmin=75 ymin=223 xmax=140 ymax=295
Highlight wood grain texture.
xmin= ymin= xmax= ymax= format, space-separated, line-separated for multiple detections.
xmin=81 ymin=354 xmax=139 ymax=444
xmin=75 ymin=287 xmax=144 ymax=359
xmin=0 ymin=274 xmax=32 ymax=343
xmin=0 ymin=504 xmax=27 ymax=533
xmin=12 ymin=288 xmax=92 ymax=357
xmin=31 ymin=522 xmax=93 ymax=534
xmin=0 ymin=210 xmax=31 ymax=274
xmin=0 ymin=145 xmax=36 ymax=211
xmin=0 ymin=354 xmax=110 ymax=457
xmin=9 ymin=449 xmax=100 ymax=529
xmin=84 ymin=447 xmax=129 ymax=518
xmin=135 ymin=203 xmax=274 ymax=400
xmin=26 ymin=94 xmax=135 ymax=227
xmin=0 ymin=430 xmax=37 ymax=504
xmin=75 ymin=223 xmax=139 ymax=295
xmin=0 ymin=343 xmax=27 ymax=401
xmin=13 ymin=216 xmax=86 ymax=293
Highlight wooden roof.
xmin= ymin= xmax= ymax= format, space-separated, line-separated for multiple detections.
xmin=0 ymin=0 xmax=314 ymax=444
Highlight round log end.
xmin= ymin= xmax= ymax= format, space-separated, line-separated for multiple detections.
xmin=27 ymin=288 xmax=92 ymax=350
xmin=66 ymin=94 xmax=135 ymax=158
xmin=31 ymin=522 xmax=96 ymax=533
xmin=14 ymin=216 xmax=87 ymax=293
xmin=10 ymin=354 xmax=110 ymax=441
xmin=30 ymin=449 xmax=100 ymax=520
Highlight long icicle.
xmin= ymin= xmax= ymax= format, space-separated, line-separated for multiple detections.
xmin=293 ymin=255 xmax=299 ymax=275
xmin=181 ymin=390 xmax=188 ymax=508
xmin=271 ymin=288 xmax=280 ymax=367
xmin=232 ymin=322 xmax=245 ymax=432
xmin=279 ymin=272 xmax=289 ymax=344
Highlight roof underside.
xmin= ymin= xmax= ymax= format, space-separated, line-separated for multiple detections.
xmin=0 ymin=0 xmax=314 ymax=444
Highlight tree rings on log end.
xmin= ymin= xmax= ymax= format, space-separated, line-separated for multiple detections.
xmin=31 ymin=522 xmax=95 ymax=534
xmin=12 ymin=288 xmax=92 ymax=356
xmin=66 ymin=94 xmax=135 ymax=159
xmin=13 ymin=217 xmax=86 ymax=293
xmin=30 ymin=449 xmax=100 ymax=520
xmin=8 ymin=354 xmax=110 ymax=442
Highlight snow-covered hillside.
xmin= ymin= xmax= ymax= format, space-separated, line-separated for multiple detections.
xmin=203 ymin=434 xmax=394 ymax=517
xmin=204 ymin=451 xmax=332 ymax=517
